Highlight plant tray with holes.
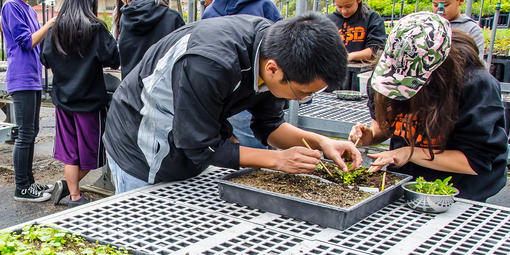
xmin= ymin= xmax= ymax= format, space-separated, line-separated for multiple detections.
xmin=3 ymin=223 xmax=147 ymax=255
xmin=218 ymin=168 xmax=412 ymax=230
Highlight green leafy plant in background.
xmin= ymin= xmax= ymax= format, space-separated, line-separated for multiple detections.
xmin=410 ymin=176 xmax=457 ymax=195
xmin=483 ymin=28 xmax=510 ymax=56
xmin=101 ymin=12 xmax=113 ymax=32
xmin=0 ymin=225 xmax=130 ymax=255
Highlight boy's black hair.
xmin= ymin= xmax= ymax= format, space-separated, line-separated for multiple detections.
xmin=51 ymin=0 xmax=106 ymax=57
xmin=260 ymin=12 xmax=347 ymax=89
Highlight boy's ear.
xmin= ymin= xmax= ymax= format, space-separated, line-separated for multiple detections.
xmin=459 ymin=0 xmax=465 ymax=4
xmin=265 ymin=59 xmax=279 ymax=74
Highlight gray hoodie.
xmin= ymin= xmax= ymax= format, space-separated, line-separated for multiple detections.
xmin=451 ymin=14 xmax=485 ymax=61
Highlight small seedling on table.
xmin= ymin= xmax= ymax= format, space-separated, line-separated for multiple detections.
xmin=410 ymin=176 xmax=457 ymax=195
xmin=0 ymin=224 xmax=130 ymax=254
xmin=316 ymin=162 xmax=372 ymax=185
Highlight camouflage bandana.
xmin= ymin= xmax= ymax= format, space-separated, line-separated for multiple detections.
xmin=371 ymin=12 xmax=451 ymax=100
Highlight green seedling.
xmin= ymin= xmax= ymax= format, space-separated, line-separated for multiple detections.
xmin=0 ymin=225 xmax=130 ymax=254
xmin=410 ymin=176 xmax=457 ymax=195
xmin=316 ymin=162 xmax=372 ymax=185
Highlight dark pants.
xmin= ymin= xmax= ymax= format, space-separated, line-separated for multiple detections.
xmin=12 ymin=90 xmax=41 ymax=190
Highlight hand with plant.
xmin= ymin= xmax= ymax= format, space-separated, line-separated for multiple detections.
xmin=367 ymin=146 xmax=412 ymax=172
xmin=316 ymin=162 xmax=372 ymax=185
xmin=318 ymin=138 xmax=362 ymax=172
xmin=411 ymin=176 xmax=457 ymax=195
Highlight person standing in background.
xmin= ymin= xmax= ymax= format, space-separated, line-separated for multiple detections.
xmin=1 ymin=0 xmax=56 ymax=202
xmin=117 ymin=0 xmax=185 ymax=79
xmin=41 ymin=0 xmax=120 ymax=208
xmin=202 ymin=0 xmax=282 ymax=149
xmin=202 ymin=0 xmax=282 ymax=22
xmin=432 ymin=0 xmax=485 ymax=61
xmin=328 ymin=0 xmax=386 ymax=62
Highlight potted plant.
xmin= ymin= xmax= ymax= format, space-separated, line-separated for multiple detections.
xmin=402 ymin=176 xmax=460 ymax=213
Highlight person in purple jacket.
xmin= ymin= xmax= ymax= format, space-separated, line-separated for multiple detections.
xmin=1 ymin=0 xmax=56 ymax=202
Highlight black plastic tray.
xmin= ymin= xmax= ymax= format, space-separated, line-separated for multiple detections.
xmin=218 ymin=169 xmax=412 ymax=230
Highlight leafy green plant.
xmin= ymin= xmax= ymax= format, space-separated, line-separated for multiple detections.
xmin=409 ymin=176 xmax=457 ymax=195
xmin=483 ymin=28 xmax=510 ymax=56
xmin=316 ymin=162 xmax=372 ymax=185
xmin=0 ymin=225 xmax=130 ymax=255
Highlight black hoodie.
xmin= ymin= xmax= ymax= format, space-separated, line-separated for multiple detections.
xmin=327 ymin=5 xmax=386 ymax=53
xmin=119 ymin=0 xmax=184 ymax=79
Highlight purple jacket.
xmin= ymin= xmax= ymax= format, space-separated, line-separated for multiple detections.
xmin=1 ymin=0 xmax=42 ymax=93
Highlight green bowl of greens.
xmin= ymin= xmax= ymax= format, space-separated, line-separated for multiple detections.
xmin=402 ymin=176 xmax=459 ymax=213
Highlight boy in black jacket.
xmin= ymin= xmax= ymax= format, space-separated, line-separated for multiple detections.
xmin=103 ymin=13 xmax=363 ymax=193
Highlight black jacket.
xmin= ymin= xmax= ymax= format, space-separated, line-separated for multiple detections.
xmin=119 ymin=0 xmax=184 ymax=79
xmin=104 ymin=15 xmax=285 ymax=183
xmin=368 ymin=68 xmax=508 ymax=201
xmin=327 ymin=6 xmax=386 ymax=53
xmin=41 ymin=24 xmax=120 ymax=112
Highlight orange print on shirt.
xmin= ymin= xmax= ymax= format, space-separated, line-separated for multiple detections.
xmin=391 ymin=114 xmax=440 ymax=148
xmin=339 ymin=24 xmax=365 ymax=46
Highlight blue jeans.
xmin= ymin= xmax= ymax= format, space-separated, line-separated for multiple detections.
xmin=228 ymin=110 xmax=266 ymax=149
xmin=107 ymin=153 xmax=149 ymax=194
xmin=12 ymin=90 xmax=41 ymax=190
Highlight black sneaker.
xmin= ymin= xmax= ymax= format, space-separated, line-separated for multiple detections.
xmin=52 ymin=180 xmax=70 ymax=205
xmin=14 ymin=186 xmax=51 ymax=202
xmin=68 ymin=194 xmax=91 ymax=209
xmin=31 ymin=183 xmax=55 ymax=193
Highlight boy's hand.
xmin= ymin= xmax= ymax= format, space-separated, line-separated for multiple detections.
xmin=320 ymin=139 xmax=362 ymax=172
xmin=275 ymin=147 xmax=321 ymax=174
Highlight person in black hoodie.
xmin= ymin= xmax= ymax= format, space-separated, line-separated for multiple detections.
xmin=202 ymin=0 xmax=282 ymax=22
xmin=40 ymin=0 xmax=120 ymax=207
xmin=328 ymin=0 xmax=386 ymax=62
xmin=118 ymin=0 xmax=184 ymax=79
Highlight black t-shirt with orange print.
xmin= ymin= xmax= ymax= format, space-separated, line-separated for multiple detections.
xmin=327 ymin=6 xmax=386 ymax=53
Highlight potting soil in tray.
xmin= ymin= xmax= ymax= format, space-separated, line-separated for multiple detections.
xmin=230 ymin=170 xmax=373 ymax=208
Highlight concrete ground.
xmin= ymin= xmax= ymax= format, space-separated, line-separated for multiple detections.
xmin=0 ymin=105 xmax=509 ymax=231
xmin=0 ymin=106 xmax=108 ymax=230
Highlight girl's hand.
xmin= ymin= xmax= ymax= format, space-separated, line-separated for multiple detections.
xmin=47 ymin=17 xmax=57 ymax=26
xmin=349 ymin=122 xmax=373 ymax=147
xmin=367 ymin=147 xmax=411 ymax=172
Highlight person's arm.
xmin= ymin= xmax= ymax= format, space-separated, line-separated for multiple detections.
xmin=364 ymin=12 xmax=386 ymax=55
xmin=97 ymin=26 xmax=120 ymax=69
xmin=469 ymin=24 xmax=485 ymax=60
xmin=349 ymin=120 xmax=390 ymax=146
xmin=367 ymin=146 xmax=476 ymax=174
xmin=31 ymin=17 xmax=56 ymax=49
xmin=348 ymin=48 xmax=373 ymax=62
xmin=267 ymin=123 xmax=362 ymax=172
xmin=239 ymin=145 xmax=322 ymax=174
xmin=172 ymin=56 xmax=242 ymax=169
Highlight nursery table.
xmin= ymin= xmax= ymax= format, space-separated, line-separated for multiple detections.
xmin=7 ymin=166 xmax=510 ymax=255
xmin=284 ymin=92 xmax=373 ymax=138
